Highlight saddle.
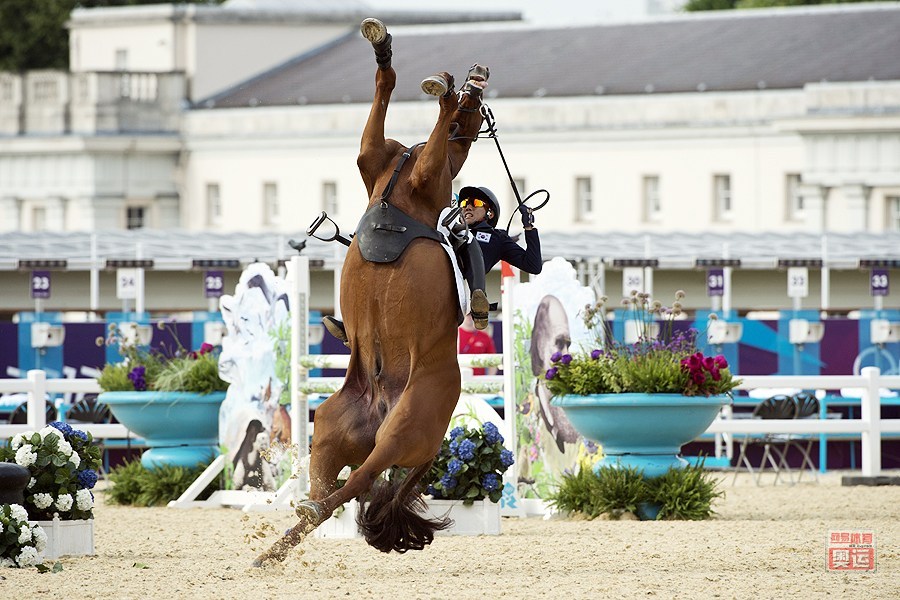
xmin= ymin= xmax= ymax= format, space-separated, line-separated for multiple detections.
xmin=355 ymin=202 xmax=447 ymax=263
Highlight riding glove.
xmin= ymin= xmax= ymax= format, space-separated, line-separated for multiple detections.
xmin=519 ymin=205 xmax=535 ymax=228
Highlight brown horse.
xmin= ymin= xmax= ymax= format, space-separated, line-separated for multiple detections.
xmin=254 ymin=19 xmax=488 ymax=565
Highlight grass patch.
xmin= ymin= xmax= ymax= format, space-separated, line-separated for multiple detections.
xmin=105 ymin=460 xmax=219 ymax=506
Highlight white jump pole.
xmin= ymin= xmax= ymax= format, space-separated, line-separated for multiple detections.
xmin=290 ymin=255 xmax=310 ymax=494
xmin=500 ymin=261 xmax=519 ymax=481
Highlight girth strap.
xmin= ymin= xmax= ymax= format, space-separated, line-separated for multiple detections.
xmin=379 ymin=142 xmax=425 ymax=205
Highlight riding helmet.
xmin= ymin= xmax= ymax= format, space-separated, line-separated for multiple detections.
xmin=459 ymin=185 xmax=500 ymax=227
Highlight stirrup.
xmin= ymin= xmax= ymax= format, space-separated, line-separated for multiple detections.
xmin=360 ymin=18 xmax=388 ymax=45
xmin=323 ymin=316 xmax=349 ymax=347
xmin=421 ymin=73 xmax=453 ymax=97
xmin=471 ymin=289 xmax=490 ymax=330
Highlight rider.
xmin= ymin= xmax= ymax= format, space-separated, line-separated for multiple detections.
xmin=455 ymin=185 xmax=543 ymax=330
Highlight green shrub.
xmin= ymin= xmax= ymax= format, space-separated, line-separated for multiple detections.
xmin=105 ymin=460 xmax=218 ymax=506
xmin=647 ymin=462 xmax=724 ymax=520
xmin=548 ymin=461 xmax=723 ymax=521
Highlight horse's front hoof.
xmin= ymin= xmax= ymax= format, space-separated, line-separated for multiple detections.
xmin=360 ymin=18 xmax=388 ymax=44
xmin=421 ymin=74 xmax=453 ymax=97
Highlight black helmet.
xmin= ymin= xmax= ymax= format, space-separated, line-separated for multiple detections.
xmin=458 ymin=186 xmax=500 ymax=227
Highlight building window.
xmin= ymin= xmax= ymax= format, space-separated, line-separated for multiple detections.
xmin=887 ymin=196 xmax=900 ymax=232
xmin=206 ymin=183 xmax=221 ymax=226
xmin=322 ymin=181 xmax=338 ymax=214
xmin=33 ymin=80 xmax=57 ymax=102
xmin=126 ymin=206 xmax=145 ymax=230
xmin=642 ymin=175 xmax=661 ymax=222
xmin=575 ymin=177 xmax=592 ymax=221
xmin=786 ymin=173 xmax=803 ymax=221
xmin=263 ymin=182 xmax=278 ymax=225
xmin=713 ymin=174 xmax=732 ymax=221
xmin=0 ymin=80 xmax=12 ymax=102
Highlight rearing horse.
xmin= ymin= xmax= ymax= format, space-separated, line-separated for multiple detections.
xmin=255 ymin=18 xmax=487 ymax=565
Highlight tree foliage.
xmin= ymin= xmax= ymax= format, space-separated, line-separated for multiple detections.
xmin=684 ymin=0 xmax=884 ymax=10
xmin=0 ymin=1 xmax=224 ymax=72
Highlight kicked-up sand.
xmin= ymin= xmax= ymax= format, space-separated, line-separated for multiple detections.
xmin=4 ymin=471 xmax=898 ymax=599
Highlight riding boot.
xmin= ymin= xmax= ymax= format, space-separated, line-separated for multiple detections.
xmin=460 ymin=238 xmax=489 ymax=330
xmin=360 ymin=18 xmax=392 ymax=69
xmin=323 ymin=316 xmax=350 ymax=347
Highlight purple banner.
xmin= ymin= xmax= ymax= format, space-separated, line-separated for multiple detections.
xmin=706 ymin=268 xmax=724 ymax=297
xmin=31 ymin=270 xmax=51 ymax=299
xmin=204 ymin=270 xmax=224 ymax=298
xmin=871 ymin=268 xmax=889 ymax=297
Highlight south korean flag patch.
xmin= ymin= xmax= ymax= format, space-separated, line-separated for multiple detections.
xmin=475 ymin=231 xmax=492 ymax=243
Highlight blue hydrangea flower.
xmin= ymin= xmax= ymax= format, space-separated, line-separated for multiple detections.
xmin=439 ymin=474 xmax=457 ymax=489
xmin=50 ymin=421 xmax=73 ymax=437
xmin=72 ymin=430 xmax=88 ymax=442
xmin=425 ymin=484 xmax=440 ymax=498
xmin=483 ymin=422 xmax=503 ymax=445
xmin=446 ymin=458 xmax=464 ymax=476
xmin=482 ymin=473 xmax=500 ymax=492
xmin=456 ymin=439 xmax=476 ymax=461
xmin=449 ymin=439 xmax=459 ymax=457
xmin=77 ymin=468 xmax=98 ymax=490
xmin=448 ymin=426 xmax=465 ymax=441
xmin=500 ymin=448 xmax=515 ymax=468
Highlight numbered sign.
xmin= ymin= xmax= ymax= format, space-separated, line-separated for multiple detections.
xmin=622 ymin=267 xmax=644 ymax=295
xmin=116 ymin=268 xmax=137 ymax=300
xmin=787 ymin=267 xmax=809 ymax=298
xmin=204 ymin=270 xmax=225 ymax=298
xmin=31 ymin=270 xmax=51 ymax=299
xmin=871 ymin=268 xmax=889 ymax=297
xmin=706 ymin=268 xmax=725 ymax=297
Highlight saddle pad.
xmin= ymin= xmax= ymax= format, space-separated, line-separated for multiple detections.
xmin=436 ymin=206 xmax=470 ymax=319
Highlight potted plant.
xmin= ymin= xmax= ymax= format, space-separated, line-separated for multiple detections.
xmin=545 ymin=291 xmax=741 ymax=479
xmin=0 ymin=421 xmax=102 ymax=559
xmin=96 ymin=323 xmax=229 ymax=469
xmin=316 ymin=422 xmax=515 ymax=538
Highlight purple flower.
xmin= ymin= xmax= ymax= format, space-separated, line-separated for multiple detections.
xmin=560 ymin=354 xmax=573 ymax=365
xmin=482 ymin=473 xmax=501 ymax=492
xmin=550 ymin=351 xmax=562 ymax=363
xmin=545 ymin=367 xmax=558 ymax=380
xmin=590 ymin=349 xmax=603 ymax=360
xmin=714 ymin=355 xmax=728 ymax=369
xmin=483 ymin=422 xmax=503 ymax=445
xmin=128 ymin=365 xmax=147 ymax=391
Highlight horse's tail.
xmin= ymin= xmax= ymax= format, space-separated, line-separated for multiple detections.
xmin=356 ymin=462 xmax=452 ymax=553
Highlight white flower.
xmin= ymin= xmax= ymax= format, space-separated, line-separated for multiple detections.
xmin=16 ymin=545 xmax=40 ymax=567
xmin=10 ymin=433 xmax=26 ymax=450
xmin=0 ymin=557 xmax=15 ymax=568
xmin=57 ymin=438 xmax=74 ymax=457
xmin=8 ymin=504 xmax=28 ymax=523
xmin=32 ymin=525 xmax=47 ymax=552
xmin=55 ymin=493 xmax=73 ymax=512
xmin=17 ymin=527 xmax=32 ymax=544
xmin=68 ymin=451 xmax=81 ymax=468
xmin=32 ymin=493 xmax=53 ymax=510
xmin=27 ymin=477 xmax=36 ymax=490
xmin=14 ymin=444 xmax=37 ymax=468
xmin=39 ymin=426 xmax=60 ymax=440
xmin=0 ymin=522 xmax=3 ymax=534
xmin=75 ymin=489 xmax=94 ymax=512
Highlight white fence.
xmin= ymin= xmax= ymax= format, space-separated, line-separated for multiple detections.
xmin=2 ymin=366 xmax=900 ymax=477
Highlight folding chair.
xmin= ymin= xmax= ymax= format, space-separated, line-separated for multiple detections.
xmin=732 ymin=394 xmax=798 ymax=486
xmin=8 ymin=401 xmax=58 ymax=424
xmin=65 ymin=394 xmax=114 ymax=477
xmin=789 ymin=392 xmax=820 ymax=482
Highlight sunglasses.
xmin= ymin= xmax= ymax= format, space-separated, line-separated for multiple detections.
xmin=459 ymin=198 xmax=487 ymax=208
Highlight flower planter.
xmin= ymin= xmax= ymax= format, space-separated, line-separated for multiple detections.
xmin=553 ymin=393 xmax=731 ymax=479
xmin=35 ymin=517 xmax=94 ymax=559
xmin=98 ymin=391 xmax=226 ymax=470
xmin=314 ymin=498 xmax=501 ymax=539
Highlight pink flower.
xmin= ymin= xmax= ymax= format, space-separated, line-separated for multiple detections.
xmin=714 ymin=355 xmax=728 ymax=369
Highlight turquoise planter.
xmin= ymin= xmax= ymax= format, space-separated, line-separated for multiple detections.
xmin=552 ymin=393 xmax=731 ymax=479
xmin=98 ymin=391 xmax=226 ymax=470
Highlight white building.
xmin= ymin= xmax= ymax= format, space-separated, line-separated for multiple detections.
xmin=0 ymin=2 xmax=898 ymax=315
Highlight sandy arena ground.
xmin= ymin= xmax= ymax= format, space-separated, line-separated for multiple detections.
xmin=4 ymin=471 xmax=898 ymax=599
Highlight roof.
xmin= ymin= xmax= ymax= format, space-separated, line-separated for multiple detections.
xmin=204 ymin=4 xmax=900 ymax=108
xmin=1 ymin=230 xmax=897 ymax=271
